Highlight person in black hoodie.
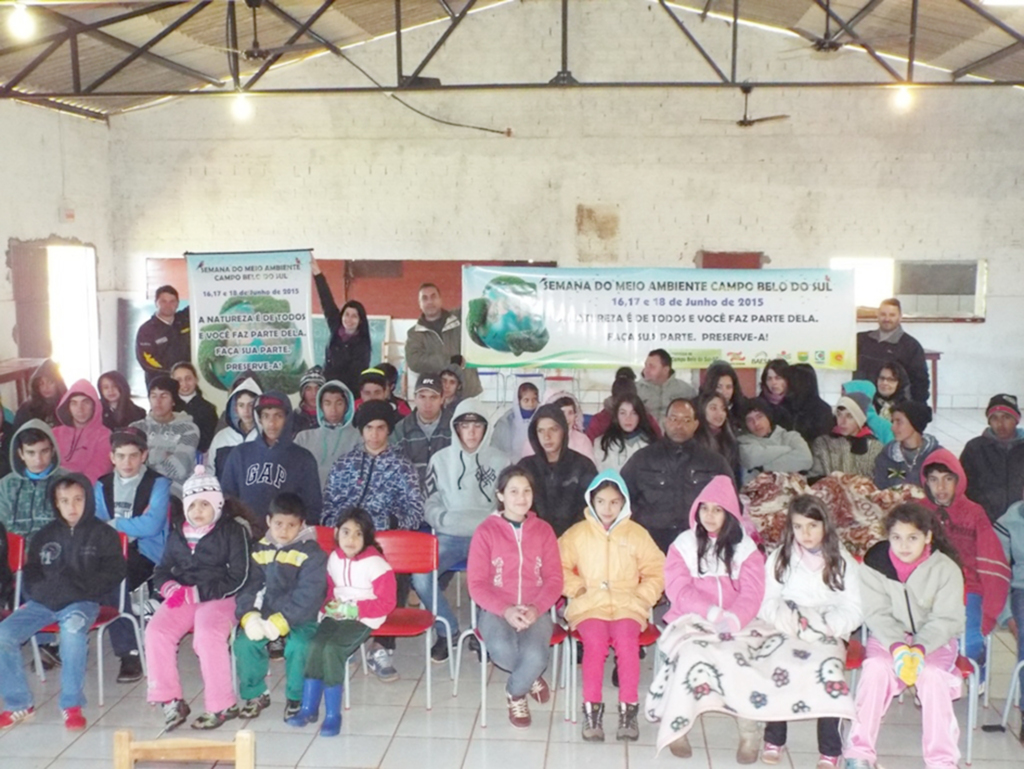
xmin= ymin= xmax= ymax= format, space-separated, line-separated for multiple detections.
xmin=311 ymin=258 xmax=371 ymax=395
xmin=13 ymin=359 xmax=68 ymax=430
xmin=782 ymin=364 xmax=835 ymax=446
xmin=516 ymin=404 xmax=597 ymax=538
xmin=97 ymin=371 xmax=146 ymax=431
xmin=0 ymin=473 xmax=124 ymax=731
xmin=171 ymin=362 xmax=218 ymax=455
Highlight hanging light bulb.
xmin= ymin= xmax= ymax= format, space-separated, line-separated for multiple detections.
xmin=8 ymin=3 xmax=36 ymax=41
xmin=892 ymin=85 xmax=913 ymax=111
xmin=231 ymin=92 xmax=254 ymax=121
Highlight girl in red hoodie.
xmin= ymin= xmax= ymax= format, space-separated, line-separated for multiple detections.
xmin=467 ymin=466 xmax=564 ymax=730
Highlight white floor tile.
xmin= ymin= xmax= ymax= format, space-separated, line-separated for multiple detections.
xmin=378 ymin=736 xmax=468 ymax=769
xmin=462 ymin=737 xmax=549 ymax=766
xmin=393 ymin=705 xmax=477 ymax=739
xmin=544 ymin=739 xmax=629 ymax=769
xmin=56 ymin=725 xmax=163 ymax=761
xmin=298 ymin=734 xmax=393 ymax=768
xmin=0 ymin=722 xmax=83 ymax=757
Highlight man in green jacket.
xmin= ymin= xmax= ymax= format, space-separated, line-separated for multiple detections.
xmin=405 ymin=283 xmax=481 ymax=398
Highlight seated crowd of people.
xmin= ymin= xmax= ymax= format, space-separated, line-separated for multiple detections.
xmin=0 ymin=297 xmax=1021 ymax=769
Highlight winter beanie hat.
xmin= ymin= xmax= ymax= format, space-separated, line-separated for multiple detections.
xmin=893 ymin=401 xmax=933 ymax=434
xmin=836 ymin=392 xmax=870 ymax=429
xmin=986 ymin=393 xmax=1021 ymax=423
xmin=300 ymin=365 xmax=326 ymax=394
xmin=182 ymin=465 xmax=225 ymax=525
xmin=354 ymin=400 xmax=396 ymax=433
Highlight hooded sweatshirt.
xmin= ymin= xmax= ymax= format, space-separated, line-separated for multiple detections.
xmin=206 ymin=376 xmax=262 ymax=477
xmin=995 ymin=500 xmax=1024 ymax=592
xmin=325 ymin=544 xmax=397 ymax=630
xmin=295 ymin=380 xmax=360 ymax=489
xmin=176 ymin=387 xmax=218 ymax=454
xmin=919 ymin=448 xmax=1010 ymax=635
xmin=423 ymin=399 xmax=509 ymax=537
xmin=517 ymin=404 xmax=598 ymax=538
xmin=235 ymin=525 xmax=328 ymax=629
xmin=321 ymin=442 xmax=423 ymax=532
xmin=841 ymin=380 xmax=895 ymax=445
xmin=219 ymin=391 xmax=323 ymax=524
xmin=13 ymin=359 xmax=68 ymax=430
xmin=662 ymin=475 xmax=766 ymax=627
xmin=0 ymin=419 xmax=66 ymax=537
xmin=53 ymin=379 xmax=112 ymax=484
xmin=558 ymin=470 xmax=665 ymax=630
xmin=491 ymin=404 xmax=535 ymax=460
xmin=519 ymin=390 xmax=595 ymax=463
xmin=467 ymin=510 xmax=563 ymax=617
xmin=23 ymin=472 xmax=125 ymax=611
xmin=98 ymin=371 xmax=146 ymax=430
xmin=873 ymin=432 xmax=940 ymax=490
xmin=961 ymin=426 xmax=1024 ymax=523
xmin=737 ymin=425 xmax=813 ymax=483
xmin=130 ymin=410 xmax=200 ymax=496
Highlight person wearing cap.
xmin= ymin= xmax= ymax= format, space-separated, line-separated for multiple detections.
xmin=376 ymin=362 xmax=413 ymax=418
xmin=284 ymin=366 xmax=327 ymax=442
xmin=854 ymin=297 xmax=930 ymax=404
xmin=406 ymin=282 xmax=482 ymax=399
xmin=808 ymin=391 xmax=884 ymax=481
xmin=130 ymin=376 xmax=200 ymax=498
xmin=961 ymin=394 xmax=1024 ymax=522
xmin=146 ymin=466 xmax=250 ymax=731
xmin=416 ymin=399 xmax=509 ymax=662
xmin=390 ymin=373 xmax=452 ymax=493
xmin=873 ymin=401 xmax=940 ymax=490
xmin=220 ymin=391 xmax=322 ymax=525
xmin=322 ymin=400 xmax=424 ymax=683
xmin=294 ymin=380 xmax=360 ymax=490
xmin=354 ymin=367 xmax=408 ymax=414
xmin=736 ymin=398 xmax=812 ymax=484
xmin=135 ymin=285 xmax=191 ymax=387
xmin=94 ymin=427 xmax=172 ymax=683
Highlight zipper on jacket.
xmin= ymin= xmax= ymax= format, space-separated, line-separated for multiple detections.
xmin=903 ymin=587 xmax=917 ymax=635
xmin=511 ymin=521 xmax=524 ymax=606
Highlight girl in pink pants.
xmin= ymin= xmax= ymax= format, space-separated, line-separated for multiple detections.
xmin=845 ymin=502 xmax=965 ymax=769
xmin=145 ymin=466 xmax=250 ymax=731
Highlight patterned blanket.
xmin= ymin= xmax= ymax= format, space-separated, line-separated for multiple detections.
xmin=740 ymin=471 xmax=926 ymax=557
xmin=645 ymin=616 xmax=855 ymax=754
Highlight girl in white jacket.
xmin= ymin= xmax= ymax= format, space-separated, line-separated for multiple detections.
xmin=758 ymin=495 xmax=864 ymax=769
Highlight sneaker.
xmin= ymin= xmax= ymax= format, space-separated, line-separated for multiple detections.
xmin=366 ymin=648 xmax=399 ymax=683
xmin=582 ymin=701 xmax=605 ymax=742
xmin=268 ymin=637 xmax=285 ymax=660
xmin=430 ymin=636 xmax=449 ymax=663
xmin=63 ymin=707 xmax=86 ymax=730
xmin=239 ymin=692 xmax=270 ymax=719
xmin=38 ymin=643 xmax=62 ymax=670
xmin=816 ymin=756 xmax=840 ymax=769
xmin=0 ymin=707 xmax=35 ymax=730
xmin=117 ymin=652 xmax=143 ymax=683
xmin=528 ymin=676 xmax=551 ymax=704
xmin=507 ymin=692 xmax=531 ymax=729
xmin=191 ymin=705 xmax=239 ymax=730
xmin=283 ymin=699 xmax=302 ymax=721
xmin=468 ymin=634 xmax=482 ymax=662
xmin=761 ymin=742 xmax=785 ymax=764
xmin=162 ymin=699 xmax=191 ymax=732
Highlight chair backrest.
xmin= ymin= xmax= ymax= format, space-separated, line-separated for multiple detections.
xmin=314 ymin=525 xmax=336 ymax=556
xmin=375 ymin=530 xmax=438 ymax=575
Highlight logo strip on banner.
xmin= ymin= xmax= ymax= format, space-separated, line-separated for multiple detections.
xmin=461 ymin=266 xmax=855 ymax=370
xmin=186 ymin=250 xmax=314 ymax=394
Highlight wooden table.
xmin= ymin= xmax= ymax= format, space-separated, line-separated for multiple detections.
xmin=924 ymin=350 xmax=942 ymax=411
xmin=0 ymin=358 xmax=46 ymax=406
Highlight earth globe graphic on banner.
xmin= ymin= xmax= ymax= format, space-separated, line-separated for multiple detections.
xmin=197 ymin=296 xmax=307 ymax=393
xmin=467 ymin=275 xmax=549 ymax=356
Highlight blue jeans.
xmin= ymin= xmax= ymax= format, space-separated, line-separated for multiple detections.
xmin=964 ymin=592 xmax=984 ymax=664
xmin=1011 ymin=587 xmax=1024 ymax=710
xmin=0 ymin=600 xmax=100 ymax=710
xmin=411 ymin=533 xmax=471 ymax=639
xmin=477 ymin=609 xmax=553 ymax=698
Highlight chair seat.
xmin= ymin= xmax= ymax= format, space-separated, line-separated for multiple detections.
xmin=551 ymin=625 xmax=568 ymax=645
xmin=37 ymin=606 xmax=122 ymax=634
xmin=639 ymin=624 xmax=660 ymax=646
xmin=954 ymin=655 xmax=975 ymax=678
xmin=846 ymin=638 xmax=866 ymax=670
xmin=372 ymin=608 xmax=435 ymax=638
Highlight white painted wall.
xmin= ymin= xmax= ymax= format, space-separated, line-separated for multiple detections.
xmin=3 ymin=1 xmax=1023 ymax=408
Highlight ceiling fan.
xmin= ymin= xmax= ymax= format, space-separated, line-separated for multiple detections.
xmin=221 ymin=0 xmax=325 ymax=62
xmin=701 ymin=85 xmax=790 ymax=128
xmin=784 ymin=0 xmax=908 ymax=56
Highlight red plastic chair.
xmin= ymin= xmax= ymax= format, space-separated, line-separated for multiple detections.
xmin=314 ymin=525 xmax=336 ymax=556
xmin=30 ymin=531 xmax=147 ymax=706
xmin=2 ymin=532 xmax=26 ymax=619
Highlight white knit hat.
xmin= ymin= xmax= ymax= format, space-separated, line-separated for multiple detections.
xmin=182 ymin=465 xmax=224 ymax=523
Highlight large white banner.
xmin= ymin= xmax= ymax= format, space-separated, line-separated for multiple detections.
xmin=462 ymin=266 xmax=855 ymax=370
xmin=187 ymin=250 xmax=313 ymax=395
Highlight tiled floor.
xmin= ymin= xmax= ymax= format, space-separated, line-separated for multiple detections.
xmin=3 ymin=409 xmax=1019 ymax=769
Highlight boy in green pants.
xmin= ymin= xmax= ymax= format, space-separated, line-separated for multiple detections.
xmin=234 ymin=493 xmax=328 ymax=720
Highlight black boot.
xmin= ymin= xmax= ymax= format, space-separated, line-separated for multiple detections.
xmin=582 ymin=701 xmax=605 ymax=742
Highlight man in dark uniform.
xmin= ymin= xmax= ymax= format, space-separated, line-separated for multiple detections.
xmin=135 ymin=285 xmax=191 ymax=387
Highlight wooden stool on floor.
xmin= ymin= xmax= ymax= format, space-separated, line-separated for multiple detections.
xmin=113 ymin=729 xmax=255 ymax=769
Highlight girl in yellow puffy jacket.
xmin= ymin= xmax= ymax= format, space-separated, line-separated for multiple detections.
xmin=558 ymin=469 xmax=665 ymax=743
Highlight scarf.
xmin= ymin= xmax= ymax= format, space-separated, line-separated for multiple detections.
xmin=889 ymin=544 xmax=931 ymax=583
xmin=183 ymin=520 xmax=214 ymax=551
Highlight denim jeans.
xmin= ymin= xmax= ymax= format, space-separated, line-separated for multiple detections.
xmin=1011 ymin=587 xmax=1024 ymax=710
xmin=411 ymin=533 xmax=471 ymax=639
xmin=0 ymin=600 xmax=100 ymax=710
xmin=477 ymin=609 xmax=553 ymax=698
xmin=964 ymin=592 xmax=984 ymax=663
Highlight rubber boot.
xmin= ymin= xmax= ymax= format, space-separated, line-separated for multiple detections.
xmin=319 ymin=685 xmax=343 ymax=737
xmin=736 ymin=717 xmax=761 ymax=764
xmin=285 ymin=678 xmax=323 ymax=727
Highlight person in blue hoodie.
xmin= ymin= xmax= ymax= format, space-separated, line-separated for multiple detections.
xmin=94 ymin=426 xmax=171 ymax=684
xmin=220 ymin=392 xmax=322 ymax=526
xmin=294 ymin=380 xmax=359 ymax=490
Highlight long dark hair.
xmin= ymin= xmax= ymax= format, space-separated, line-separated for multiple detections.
xmin=760 ymin=359 xmax=789 ymax=397
xmin=600 ymin=393 xmax=657 ymax=457
xmin=496 ymin=465 xmax=536 ymax=512
xmin=97 ymin=371 xmax=137 ymax=425
xmin=773 ymin=495 xmax=846 ymax=591
xmin=695 ymin=392 xmax=739 ymax=469
xmin=695 ymin=506 xmax=743 ymax=577
xmin=701 ymin=360 xmax=747 ymax=422
xmin=340 ymin=300 xmax=370 ymax=343
xmin=335 ymin=506 xmax=379 ymax=556
xmin=884 ymin=502 xmax=961 ymax=568
xmin=873 ymin=361 xmax=910 ymax=410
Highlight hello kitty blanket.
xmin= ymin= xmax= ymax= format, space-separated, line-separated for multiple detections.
xmin=645 ymin=616 xmax=855 ymax=753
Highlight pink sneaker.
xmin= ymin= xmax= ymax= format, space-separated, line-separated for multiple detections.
xmin=816 ymin=755 xmax=841 ymax=769
xmin=761 ymin=742 xmax=785 ymax=764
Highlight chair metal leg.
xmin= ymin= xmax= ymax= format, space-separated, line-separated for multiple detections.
xmin=966 ymin=668 xmax=977 ymax=765
xmin=344 ymin=654 xmax=351 ymax=710
xmin=97 ymin=628 xmax=105 ymax=707
xmin=425 ymin=632 xmax=432 ymax=711
xmin=479 ymin=637 xmax=488 ymax=728
xmin=1000 ymin=659 xmax=1024 ymax=729
xmin=31 ymin=637 xmax=46 ymax=683
xmin=983 ymin=634 xmax=992 ymax=709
